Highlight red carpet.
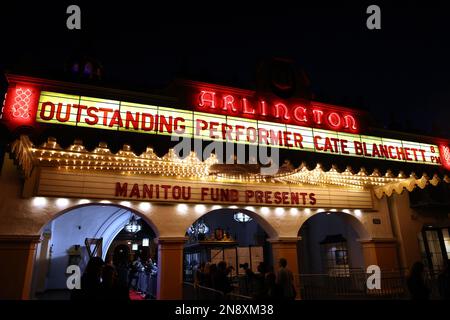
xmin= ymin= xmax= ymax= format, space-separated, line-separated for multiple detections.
xmin=129 ymin=290 xmax=145 ymax=300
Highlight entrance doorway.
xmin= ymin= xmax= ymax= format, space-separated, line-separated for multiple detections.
xmin=31 ymin=204 xmax=158 ymax=300
xmin=297 ymin=210 xmax=368 ymax=299
xmin=183 ymin=208 xmax=272 ymax=298
xmin=419 ymin=226 xmax=450 ymax=275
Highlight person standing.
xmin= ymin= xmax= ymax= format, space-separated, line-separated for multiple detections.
xmin=115 ymin=260 xmax=129 ymax=289
xmin=194 ymin=262 xmax=206 ymax=287
xmin=265 ymin=271 xmax=282 ymax=300
xmin=214 ymin=261 xmax=233 ymax=295
xmin=438 ymin=262 xmax=450 ymax=299
xmin=71 ymin=257 xmax=104 ymax=300
xmin=129 ymin=257 xmax=143 ymax=291
xmin=252 ymin=262 xmax=267 ymax=299
xmin=276 ymin=258 xmax=296 ymax=300
xmin=100 ymin=265 xmax=130 ymax=300
xmin=406 ymin=261 xmax=430 ymax=300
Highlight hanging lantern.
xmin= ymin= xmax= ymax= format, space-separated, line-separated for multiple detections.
xmin=187 ymin=225 xmax=195 ymax=236
xmin=124 ymin=215 xmax=141 ymax=233
xmin=187 ymin=220 xmax=210 ymax=235
xmin=234 ymin=212 xmax=252 ymax=223
xmin=196 ymin=220 xmax=209 ymax=234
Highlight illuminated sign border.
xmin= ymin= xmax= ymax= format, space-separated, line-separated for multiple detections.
xmin=33 ymin=91 xmax=444 ymax=167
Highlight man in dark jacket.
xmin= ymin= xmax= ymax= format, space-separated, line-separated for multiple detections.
xmin=276 ymin=258 xmax=296 ymax=300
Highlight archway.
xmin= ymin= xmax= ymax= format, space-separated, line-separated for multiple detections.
xmin=297 ymin=210 xmax=370 ymax=299
xmin=31 ymin=203 xmax=159 ymax=300
xmin=182 ymin=207 xmax=277 ymax=298
xmin=298 ymin=210 xmax=369 ymax=274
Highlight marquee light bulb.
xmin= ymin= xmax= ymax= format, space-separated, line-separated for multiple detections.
xmin=195 ymin=204 xmax=206 ymax=214
xmin=120 ymin=201 xmax=131 ymax=207
xmin=56 ymin=198 xmax=69 ymax=208
xmin=177 ymin=203 xmax=188 ymax=214
xmin=33 ymin=197 xmax=47 ymax=207
xmin=139 ymin=202 xmax=151 ymax=211
xmin=275 ymin=207 xmax=284 ymax=216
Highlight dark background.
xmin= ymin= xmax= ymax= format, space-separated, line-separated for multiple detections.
xmin=1 ymin=1 xmax=449 ymax=138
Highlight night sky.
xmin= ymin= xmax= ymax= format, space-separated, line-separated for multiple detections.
xmin=1 ymin=1 xmax=449 ymax=138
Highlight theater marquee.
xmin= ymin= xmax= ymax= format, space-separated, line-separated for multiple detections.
xmin=2 ymin=83 xmax=449 ymax=169
xmin=33 ymin=91 xmax=443 ymax=166
xmin=36 ymin=167 xmax=374 ymax=208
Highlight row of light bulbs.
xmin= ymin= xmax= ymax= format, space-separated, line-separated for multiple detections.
xmin=32 ymin=150 xmax=213 ymax=177
xmin=29 ymin=138 xmax=421 ymax=187
xmin=175 ymin=203 xmax=363 ymax=218
xmin=31 ymin=138 xmax=218 ymax=177
xmin=31 ymin=197 xmax=363 ymax=218
xmin=278 ymin=165 xmax=408 ymax=188
xmin=32 ymin=197 xmax=152 ymax=211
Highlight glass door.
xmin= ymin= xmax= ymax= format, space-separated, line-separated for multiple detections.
xmin=419 ymin=227 xmax=450 ymax=275
xmin=442 ymin=228 xmax=450 ymax=261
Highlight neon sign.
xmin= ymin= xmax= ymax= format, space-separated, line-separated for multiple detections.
xmin=440 ymin=145 xmax=450 ymax=170
xmin=1 ymin=84 xmax=447 ymax=168
xmin=196 ymin=90 xmax=359 ymax=132
xmin=1 ymin=84 xmax=39 ymax=128
xmin=29 ymin=91 xmax=444 ymax=167
xmin=12 ymin=87 xmax=33 ymax=119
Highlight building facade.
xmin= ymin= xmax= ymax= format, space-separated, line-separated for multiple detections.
xmin=0 ymin=72 xmax=449 ymax=299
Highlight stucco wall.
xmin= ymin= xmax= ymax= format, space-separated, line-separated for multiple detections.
xmin=387 ymin=191 xmax=450 ymax=270
xmin=0 ymin=153 xmax=396 ymax=241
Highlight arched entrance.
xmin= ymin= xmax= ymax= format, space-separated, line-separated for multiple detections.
xmin=297 ymin=210 xmax=370 ymax=299
xmin=183 ymin=207 xmax=277 ymax=298
xmin=31 ymin=203 xmax=158 ymax=300
xmin=298 ymin=210 xmax=369 ymax=275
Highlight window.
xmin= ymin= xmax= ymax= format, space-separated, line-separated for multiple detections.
xmin=320 ymin=234 xmax=350 ymax=277
xmin=425 ymin=230 xmax=445 ymax=272
xmin=442 ymin=229 xmax=450 ymax=259
xmin=418 ymin=227 xmax=450 ymax=275
xmin=335 ymin=250 xmax=348 ymax=265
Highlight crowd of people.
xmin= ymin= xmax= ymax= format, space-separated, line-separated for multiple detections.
xmin=71 ymin=255 xmax=450 ymax=300
xmin=71 ymin=257 xmax=129 ymax=300
xmin=193 ymin=258 xmax=296 ymax=300
xmin=126 ymin=257 xmax=157 ymax=296
xmin=71 ymin=256 xmax=157 ymax=300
